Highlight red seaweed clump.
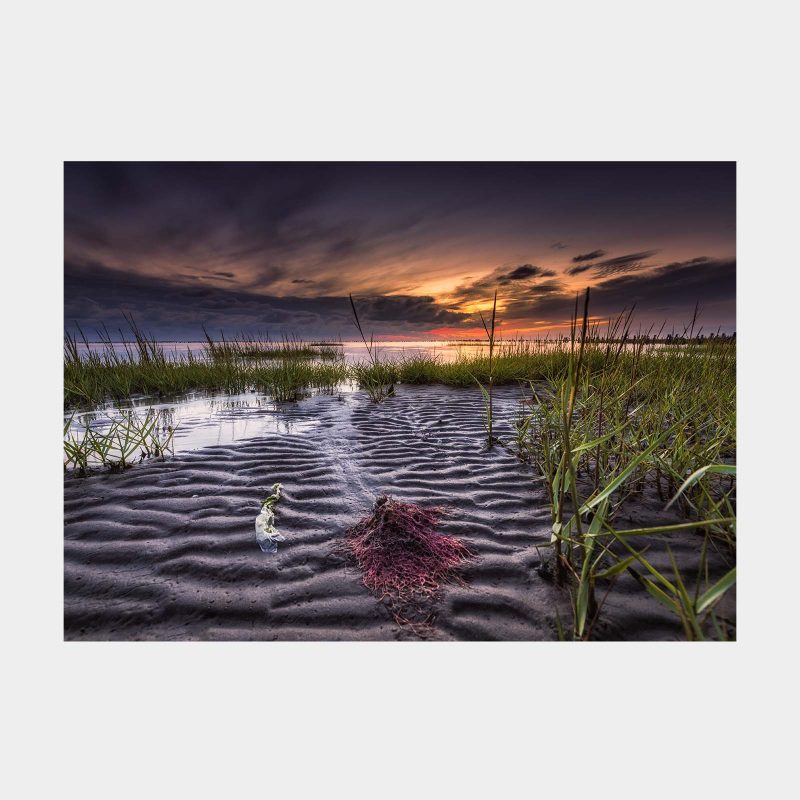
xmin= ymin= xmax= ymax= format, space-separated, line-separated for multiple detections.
xmin=345 ymin=496 xmax=472 ymax=622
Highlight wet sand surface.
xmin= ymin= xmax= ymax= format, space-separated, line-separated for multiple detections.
xmin=64 ymin=385 xmax=733 ymax=640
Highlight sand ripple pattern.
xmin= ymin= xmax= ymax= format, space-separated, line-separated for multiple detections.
xmin=64 ymin=385 xmax=698 ymax=640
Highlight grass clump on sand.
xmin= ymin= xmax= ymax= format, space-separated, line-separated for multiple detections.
xmin=345 ymin=496 xmax=472 ymax=629
xmin=394 ymin=333 xmax=737 ymax=390
xmin=348 ymin=294 xmax=396 ymax=401
xmin=472 ymin=290 xmax=498 ymax=446
xmin=65 ymin=322 xmax=248 ymax=408
xmin=66 ymin=316 xmax=736 ymax=411
xmin=64 ymin=320 xmax=347 ymax=409
xmin=64 ymin=408 xmax=176 ymax=474
xmin=514 ymin=292 xmax=736 ymax=641
xmin=249 ymin=360 xmax=348 ymax=401
xmin=203 ymin=331 xmax=343 ymax=361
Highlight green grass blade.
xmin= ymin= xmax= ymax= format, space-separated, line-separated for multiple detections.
xmin=580 ymin=423 xmax=677 ymax=514
xmin=666 ymin=464 xmax=737 ymax=510
xmin=696 ymin=567 xmax=736 ymax=613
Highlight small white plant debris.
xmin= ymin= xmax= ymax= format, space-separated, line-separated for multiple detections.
xmin=255 ymin=482 xmax=285 ymax=553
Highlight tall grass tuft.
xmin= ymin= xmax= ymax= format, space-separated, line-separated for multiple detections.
xmin=64 ymin=408 xmax=176 ymax=474
xmin=472 ymin=291 xmax=498 ymax=446
xmin=516 ymin=293 xmax=736 ymax=639
xmin=203 ymin=329 xmax=343 ymax=361
xmin=64 ymin=319 xmax=347 ymax=409
xmin=349 ymin=294 xmax=394 ymax=402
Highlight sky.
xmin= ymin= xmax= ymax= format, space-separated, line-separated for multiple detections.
xmin=64 ymin=162 xmax=736 ymax=340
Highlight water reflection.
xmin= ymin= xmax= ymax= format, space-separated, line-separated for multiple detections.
xmin=72 ymin=337 xmax=684 ymax=365
xmin=65 ymin=391 xmax=325 ymax=457
xmin=72 ymin=339 xmax=495 ymax=364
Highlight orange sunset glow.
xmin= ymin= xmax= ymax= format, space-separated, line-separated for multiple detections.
xmin=65 ymin=162 xmax=735 ymax=340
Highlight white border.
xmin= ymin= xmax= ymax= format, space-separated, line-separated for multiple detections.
xmin=3 ymin=2 xmax=796 ymax=797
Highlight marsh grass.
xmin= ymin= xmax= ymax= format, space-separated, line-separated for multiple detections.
xmin=514 ymin=291 xmax=736 ymax=639
xmin=64 ymin=321 xmax=347 ymax=409
xmin=66 ymin=317 xmax=733 ymax=410
xmin=472 ymin=291 xmax=498 ymax=446
xmin=249 ymin=359 xmax=348 ymax=401
xmin=64 ymin=310 xmax=735 ymax=639
xmin=349 ymin=294 xmax=395 ymax=402
xmin=64 ymin=408 xmax=176 ymax=474
xmin=203 ymin=330 xmax=343 ymax=361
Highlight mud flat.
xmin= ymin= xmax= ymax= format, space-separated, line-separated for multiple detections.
xmin=64 ymin=385 xmax=730 ymax=640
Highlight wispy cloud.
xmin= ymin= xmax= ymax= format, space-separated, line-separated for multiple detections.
xmin=504 ymin=257 xmax=735 ymax=328
xmin=63 ymin=163 xmax=736 ymax=336
xmin=450 ymin=263 xmax=558 ymax=303
xmin=64 ymin=260 xmax=472 ymax=339
xmin=572 ymin=249 xmax=607 ymax=262
xmin=567 ymin=250 xmax=658 ymax=277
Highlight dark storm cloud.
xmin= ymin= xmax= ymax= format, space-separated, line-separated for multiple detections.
xmin=567 ymin=250 xmax=658 ymax=277
xmin=351 ymin=294 xmax=470 ymax=325
xmin=505 ymin=257 xmax=735 ymax=324
xmin=64 ymin=260 xmax=470 ymax=339
xmin=500 ymin=279 xmax=567 ymax=306
xmin=65 ymin=163 xmax=330 ymax=261
xmin=593 ymin=250 xmax=658 ymax=276
xmin=572 ymin=249 xmax=607 ymax=262
xmin=526 ymin=280 xmax=565 ymax=294
xmin=64 ymin=162 xmax=735 ymax=335
xmin=504 ymin=264 xmax=549 ymax=281
xmin=67 ymin=162 xmax=572 ymax=307
xmin=64 ymin=163 xmax=432 ymax=294
xmin=660 ymin=256 xmax=712 ymax=269
xmin=452 ymin=263 xmax=558 ymax=300
xmin=596 ymin=257 xmax=734 ymax=307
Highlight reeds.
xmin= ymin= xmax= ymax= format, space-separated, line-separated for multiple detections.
xmin=64 ymin=321 xmax=347 ymax=409
xmin=516 ymin=291 xmax=736 ymax=639
xmin=472 ymin=291 xmax=498 ymax=446
xmin=66 ymin=317 xmax=735 ymax=411
xmin=203 ymin=330 xmax=343 ymax=361
xmin=64 ymin=309 xmax=735 ymax=639
xmin=349 ymin=294 xmax=394 ymax=402
xmin=64 ymin=408 xmax=176 ymax=474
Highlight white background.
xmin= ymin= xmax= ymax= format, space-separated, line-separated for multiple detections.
xmin=1 ymin=1 xmax=797 ymax=798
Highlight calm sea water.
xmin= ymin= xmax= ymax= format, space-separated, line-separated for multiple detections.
xmin=63 ymin=338 xmax=697 ymax=459
xmin=72 ymin=337 xmax=696 ymax=365
xmin=64 ymin=340 xmax=508 ymax=456
xmin=72 ymin=339 xmax=500 ymax=364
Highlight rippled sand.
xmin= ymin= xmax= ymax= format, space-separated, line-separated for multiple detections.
xmin=64 ymin=385 xmax=730 ymax=640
